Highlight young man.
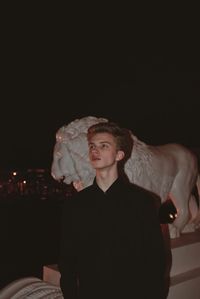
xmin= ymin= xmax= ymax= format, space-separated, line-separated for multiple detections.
xmin=59 ymin=122 xmax=166 ymax=299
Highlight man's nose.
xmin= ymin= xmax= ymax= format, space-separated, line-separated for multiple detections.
xmin=91 ymin=146 xmax=99 ymax=154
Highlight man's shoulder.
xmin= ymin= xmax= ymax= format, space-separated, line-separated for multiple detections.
xmin=75 ymin=184 xmax=95 ymax=198
xmin=127 ymin=183 xmax=161 ymax=208
xmin=64 ymin=184 xmax=94 ymax=205
xmin=126 ymin=182 xmax=150 ymax=196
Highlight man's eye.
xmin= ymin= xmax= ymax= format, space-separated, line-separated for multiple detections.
xmin=101 ymin=144 xmax=108 ymax=149
xmin=89 ymin=145 xmax=96 ymax=150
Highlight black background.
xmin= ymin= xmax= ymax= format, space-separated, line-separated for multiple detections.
xmin=1 ymin=9 xmax=200 ymax=169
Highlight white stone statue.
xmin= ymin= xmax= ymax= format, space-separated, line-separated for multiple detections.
xmin=51 ymin=116 xmax=200 ymax=238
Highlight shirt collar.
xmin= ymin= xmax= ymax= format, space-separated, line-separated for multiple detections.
xmin=92 ymin=176 xmax=130 ymax=195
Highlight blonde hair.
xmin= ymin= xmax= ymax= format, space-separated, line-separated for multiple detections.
xmin=87 ymin=122 xmax=133 ymax=161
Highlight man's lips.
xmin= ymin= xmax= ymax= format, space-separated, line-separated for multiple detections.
xmin=91 ymin=157 xmax=101 ymax=161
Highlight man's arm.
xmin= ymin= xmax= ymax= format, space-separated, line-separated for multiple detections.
xmin=142 ymin=194 xmax=167 ymax=299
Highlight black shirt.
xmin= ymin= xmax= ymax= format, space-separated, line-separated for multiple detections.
xmin=59 ymin=177 xmax=166 ymax=299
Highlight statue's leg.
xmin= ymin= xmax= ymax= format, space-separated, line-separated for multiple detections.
xmin=181 ymin=194 xmax=197 ymax=233
xmin=170 ymin=188 xmax=190 ymax=237
xmin=169 ymin=183 xmax=190 ymax=238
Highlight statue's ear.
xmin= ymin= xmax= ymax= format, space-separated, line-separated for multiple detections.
xmin=116 ymin=150 xmax=125 ymax=161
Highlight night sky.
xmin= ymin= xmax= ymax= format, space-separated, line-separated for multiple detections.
xmin=1 ymin=31 xmax=200 ymax=170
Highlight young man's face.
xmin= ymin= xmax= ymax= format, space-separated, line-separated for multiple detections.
xmin=88 ymin=132 xmax=124 ymax=170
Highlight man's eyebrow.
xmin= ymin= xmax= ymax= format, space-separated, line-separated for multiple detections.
xmin=89 ymin=141 xmax=111 ymax=145
xmin=99 ymin=141 xmax=111 ymax=144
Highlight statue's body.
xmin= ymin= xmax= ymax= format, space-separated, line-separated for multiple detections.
xmin=51 ymin=116 xmax=200 ymax=238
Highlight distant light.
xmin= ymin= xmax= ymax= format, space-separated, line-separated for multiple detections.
xmin=13 ymin=172 xmax=17 ymax=176
xmin=23 ymin=180 xmax=26 ymax=184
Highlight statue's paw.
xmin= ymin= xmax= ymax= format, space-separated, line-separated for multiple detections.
xmin=169 ymin=224 xmax=180 ymax=239
xmin=194 ymin=222 xmax=200 ymax=230
xmin=181 ymin=223 xmax=195 ymax=233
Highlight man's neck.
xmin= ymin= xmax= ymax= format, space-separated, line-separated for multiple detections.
xmin=95 ymin=170 xmax=118 ymax=192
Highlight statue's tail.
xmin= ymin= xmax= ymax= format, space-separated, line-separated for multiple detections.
xmin=191 ymin=173 xmax=200 ymax=228
xmin=196 ymin=173 xmax=200 ymax=208
xmin=192 ymin=184 xmax=199 ymax=208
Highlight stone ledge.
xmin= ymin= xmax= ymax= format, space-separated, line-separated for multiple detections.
xmin=171 ymin=230 xmax=200 ymax=249
xmin=170 ymin=267 xmax=200 ymax=286
xmin=43 ymin=264 xmax=60 ymax=286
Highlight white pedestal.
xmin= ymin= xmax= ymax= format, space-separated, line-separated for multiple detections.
xmin=43 ymin=264 xmax=60 ymax=286
xmin=167 ymin=231 xmax=200 ymax=299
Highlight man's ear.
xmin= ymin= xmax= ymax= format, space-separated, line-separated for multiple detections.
xmin=116 ymin=150 xmax=125 ymax=161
